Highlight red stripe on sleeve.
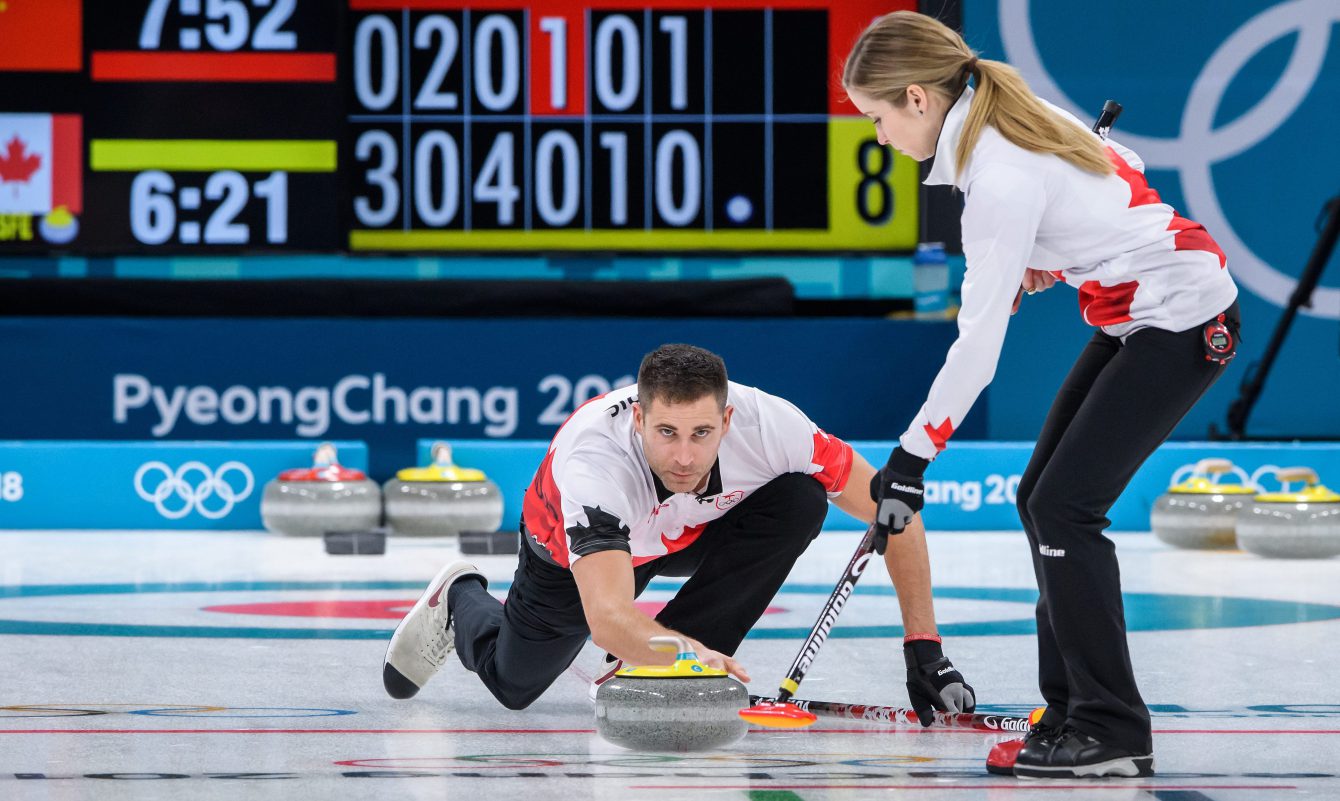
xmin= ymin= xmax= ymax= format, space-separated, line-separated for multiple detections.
xmin=521 ymin=449 xmax=570 ymax=568
xmin=810 ymin=430 xmax=854 ymax=493
xmin=923 ymin=418 xmax=955 ymax=453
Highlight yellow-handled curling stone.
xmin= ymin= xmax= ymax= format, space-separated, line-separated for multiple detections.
xmin=1236 ymin=467 xmax=1340 ymax=559
xmin=382 ymin=442 xmax=504 ymax=537
xmin=260 ymin=442 xmax=382 ymax=537
xmin=1150 ymin=458 xmax=1257 ymax=550
xmin=594 ymin=636 xmax=749 ymax=752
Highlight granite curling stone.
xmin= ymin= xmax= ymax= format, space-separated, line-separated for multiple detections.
xmin=594 ymin=636 xmax=749 ymax=752
xmin=1150 ymin=458 xmax=1256 ymax=550
xmin=260 ymin=443 xmax=382 ymax=537
xmin=1236 ymin=467 xmax=1340 ymax=559
xmin=383 ymin=442 xmax=504 ymax=537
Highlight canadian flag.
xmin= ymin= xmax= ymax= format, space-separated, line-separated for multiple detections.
xmin=0 ymin=114 xmax=82 ymax=215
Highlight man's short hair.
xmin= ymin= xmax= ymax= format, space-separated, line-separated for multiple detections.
xmin=637 ymin=344 xmax=728 ymax=411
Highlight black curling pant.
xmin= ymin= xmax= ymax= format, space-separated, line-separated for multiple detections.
xmin=450 ymin=472 xmax=828 ymax=710
xmin=1017 ymin=303 xmax=1239 ymax=754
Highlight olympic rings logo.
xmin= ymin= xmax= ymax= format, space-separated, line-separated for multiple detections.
xmin=1001 ymin=0 xmax=1340 ymax=319
xmin=1168 ymin=462 xmax=1287 ymax=491
xmin=133 ymin=461 xmax=254 ymax=520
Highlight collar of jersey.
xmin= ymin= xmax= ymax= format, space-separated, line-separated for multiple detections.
xmin=652 ymin=459 xmax=724 ymax=504
xmin=924 ymin=83 xmax=974 ymax=189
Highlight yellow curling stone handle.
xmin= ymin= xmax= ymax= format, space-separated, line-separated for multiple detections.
xmin=615 ymin=635 xmax=729 ymax=678
xmin=1168 ymin=458 xmax=1255 ymax=495
xmin=395 ymin=441 xmax=488 ymax=482
xmin=1255 ymin=467 xmax=1340 ymax=503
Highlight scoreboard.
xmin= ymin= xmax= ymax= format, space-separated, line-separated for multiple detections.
xmin=0 ymin=0 xmax=919 ymax=255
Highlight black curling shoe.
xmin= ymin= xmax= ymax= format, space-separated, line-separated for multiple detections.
xmin=1013 ymin=727 xmax=1154 ymax=779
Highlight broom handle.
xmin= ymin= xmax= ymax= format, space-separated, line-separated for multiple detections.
xmin=773 ymin=525 xmax=878 ymax=703
xmin=749 ymin=694 xmax=1032 ymax=733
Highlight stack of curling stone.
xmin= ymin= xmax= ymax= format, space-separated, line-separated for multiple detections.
xmin=594 ymin=636 xmax=749 ymax=752
xmin=383 ymin=442 xmax=503 ymax=537
xmin=260 ymin=443 xmax=382 ymax=537
xmin=1150 ymin=458 xmax=1256 ymax=550
xmin=1237 ymin=467 xmax=1340 ymax=559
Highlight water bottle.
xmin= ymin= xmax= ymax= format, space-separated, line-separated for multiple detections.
xmin=913 ymin=242 xmax=949 ymax=319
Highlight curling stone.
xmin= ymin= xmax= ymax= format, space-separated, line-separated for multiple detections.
xmin=260 ymin=443 xmax=382 ymax=537
xmin=1150 ymin=458 xmax=1256 ymax=550
xmin=1236 ymin=467 xmax=1340 ymax=559
xmin=594 ymin=636 xmax=749 ymax=752
xmin=382 ymin=442 xmax=504 ymax=537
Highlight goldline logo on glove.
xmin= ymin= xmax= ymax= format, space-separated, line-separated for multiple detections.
xmin=890 ymin=482 xmax=923 ymax=495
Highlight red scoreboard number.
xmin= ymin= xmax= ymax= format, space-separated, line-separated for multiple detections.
xmin=346 ymin=0 xmax=919 ymax=252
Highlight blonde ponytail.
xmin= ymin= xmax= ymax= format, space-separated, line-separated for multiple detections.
xmin=962 ymin=59 xmax=1113 ymax=176
xmin=843 ymin=12 xmax=1113 ymax=179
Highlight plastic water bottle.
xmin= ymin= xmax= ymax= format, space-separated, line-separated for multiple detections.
xmin=913 ymin=242 xmax=949 ymax=319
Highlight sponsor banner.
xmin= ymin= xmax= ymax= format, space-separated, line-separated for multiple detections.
xmin=439 ymin=439 xmax=1340 ymax=533
xmin=0 ymin=441 xmax=366 ymax=530
xmin=0 ymin=317 xmax=973 ymax=481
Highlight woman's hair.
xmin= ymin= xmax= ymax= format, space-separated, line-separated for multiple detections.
xmin=842 ymin=11 xmax=1112 ymax=178
xmin=637 ymin=344 xmax=729 ymax=411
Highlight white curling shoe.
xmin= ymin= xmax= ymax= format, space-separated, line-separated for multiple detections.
xmin=383 ymin=560 xmax=486 ymax=699
xmin=588 ymin=653 xmax=625 ymax=702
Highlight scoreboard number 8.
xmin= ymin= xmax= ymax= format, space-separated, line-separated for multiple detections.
xmin=857 ymin=140 xmax=895 ymax=225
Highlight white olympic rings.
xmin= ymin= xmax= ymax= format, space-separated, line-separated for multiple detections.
xmin=133 ymin=460 xmax=255 ymax=520
xmin=1001 ymin=0 xmax=1340 ymax=319
xmin=1167 ymin=461 xmax=1288 ymax=491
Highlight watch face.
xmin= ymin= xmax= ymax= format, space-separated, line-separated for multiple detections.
xmin=1204 ymin=321 xmax=1235 ymax=363
xmin=3 ymin=0 xmax=922 ymax=256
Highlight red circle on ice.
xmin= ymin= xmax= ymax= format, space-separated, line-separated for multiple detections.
xmin=203 ymin=600 xmax=786 ymax=619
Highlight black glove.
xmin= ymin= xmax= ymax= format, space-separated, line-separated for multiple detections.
xmin=868 ymin=446 xmax=929 ymax=554
xmin=904 ymin=639 xmax=976 ymax=727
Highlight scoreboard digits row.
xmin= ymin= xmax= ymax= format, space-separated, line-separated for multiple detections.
xmin=0 ymin=0 xmax=917 ymax=254
xmin=348 ymin=9 xmax=826 ymax=117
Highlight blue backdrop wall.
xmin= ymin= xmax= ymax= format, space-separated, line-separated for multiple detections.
xmin=0 ymin=317 xmax=980 ymax=481
xmin=966 ymin=0 xmax=1340 ymax=440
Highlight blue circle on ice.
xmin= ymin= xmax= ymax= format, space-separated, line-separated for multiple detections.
xmin=725 ymin=195 xmax=752 ymax=223
xmin=0 ymin=581 xmax=1338 ymax=639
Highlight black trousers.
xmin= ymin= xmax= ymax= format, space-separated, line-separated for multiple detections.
xmin=1017 ymin=303 xmax=1239 ymax=754
xmin=450 ymin=472 xmax=828 ymax=710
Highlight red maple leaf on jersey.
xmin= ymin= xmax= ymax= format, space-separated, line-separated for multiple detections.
xmin=0 ymin=135 xmax=42 ymax=184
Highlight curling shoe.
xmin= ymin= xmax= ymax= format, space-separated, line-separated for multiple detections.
xmin=1013 ymin=726 xmax=1154 ymax=779
xmin=383 ymin=561 xmax=486 ymax=699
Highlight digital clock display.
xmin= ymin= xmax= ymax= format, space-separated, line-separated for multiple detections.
xmin=0 ymin=0 xmax=918 ymax=254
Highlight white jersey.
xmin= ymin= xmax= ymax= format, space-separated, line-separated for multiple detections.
xmin=901 ymin=85 xmax=1238 ymax=461
xmin=521 ymin=381 xmax=854 ymax=568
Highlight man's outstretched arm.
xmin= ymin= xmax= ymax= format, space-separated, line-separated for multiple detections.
xmin=571 ymin=549 xmax=750 ymax=682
